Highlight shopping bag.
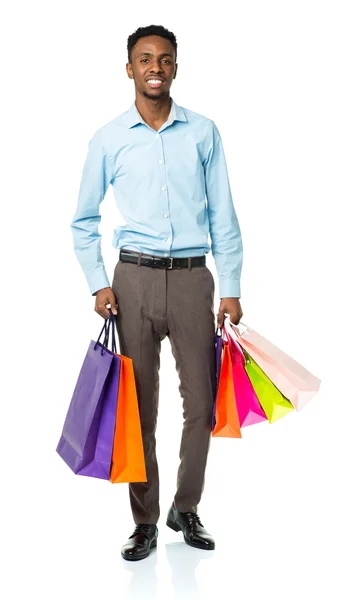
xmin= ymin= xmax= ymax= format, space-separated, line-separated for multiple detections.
xmin=56 ymin=312 xmax=120 ymax=479
xmin=228 ymin=320 xmax=321 ymax=410
xmin=211 ymin=327 xmax=224 ymax=431
xmin=241 ymin=346 xmax=294 ymax=423
xmin=223 ymin=320 xmax=267 ymax=427
xmin=110 ymin=354 xmax=147 ymax=483
xmin=212 ymin=340 xmax=242 ymax=438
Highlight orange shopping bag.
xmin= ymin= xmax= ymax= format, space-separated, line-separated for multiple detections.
xmin=212 ymin=342 xmax=242 ymax=438
xmin=110 ymin=354 xmax=147 ymax=483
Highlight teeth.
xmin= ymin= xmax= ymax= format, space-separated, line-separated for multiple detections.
xmin=147 ymin=79 xmax=162 ymax=83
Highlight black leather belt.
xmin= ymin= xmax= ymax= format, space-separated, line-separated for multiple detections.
xmin=119 ymin=249 xmax=206 ymax=269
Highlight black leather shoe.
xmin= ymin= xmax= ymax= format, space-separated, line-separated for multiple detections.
xmin=121 ymin=524 xmax=158 ymax=561
xmin=166 ymin=502 xmax=215 ymax=550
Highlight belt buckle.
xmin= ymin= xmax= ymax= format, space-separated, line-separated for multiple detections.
xmin=167 ymin=256 xmax=174 ymax=269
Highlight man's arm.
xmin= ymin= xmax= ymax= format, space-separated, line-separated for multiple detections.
xmin=70 ymin=129 xmax=113 ymax=296
xmin=203 ymin=120 xmax=243 ymax=299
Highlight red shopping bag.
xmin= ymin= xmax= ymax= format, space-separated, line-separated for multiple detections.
xmin=212 ymin=342 xmax=242 ymax=438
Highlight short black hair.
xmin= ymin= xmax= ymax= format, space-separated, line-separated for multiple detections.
xmin=127 ymin=25 xmax=177 ymax=63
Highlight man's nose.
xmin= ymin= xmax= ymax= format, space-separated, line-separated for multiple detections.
xmin=151 ymin=63 xmax=164 ymax=72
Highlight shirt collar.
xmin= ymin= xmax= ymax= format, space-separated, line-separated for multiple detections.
xmin=126 ymin=96 xmax=187 ymax=129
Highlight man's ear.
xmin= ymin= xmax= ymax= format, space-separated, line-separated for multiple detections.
xmin=126 ymin=63 xmax=133 ymax=79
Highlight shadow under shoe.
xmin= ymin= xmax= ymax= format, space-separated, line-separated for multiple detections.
xmin=166 ymin=502 xmax=215 ymax=550
xmin=121 ymin=523 xmax=158 ymax=561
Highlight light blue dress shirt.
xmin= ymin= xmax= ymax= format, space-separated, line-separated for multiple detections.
xmin=71 ymin=97 xmax=243 ymax=298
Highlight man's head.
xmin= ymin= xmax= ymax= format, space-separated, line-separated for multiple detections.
xmin=126 ymin=25 xmax=177 ymax=100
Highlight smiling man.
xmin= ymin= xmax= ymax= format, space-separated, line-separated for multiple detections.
xmin=71 ymin=24 xmax=244 ymax=561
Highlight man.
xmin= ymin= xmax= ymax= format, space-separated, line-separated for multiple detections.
xmin=71 ymin=24 xmax=243 ymax=561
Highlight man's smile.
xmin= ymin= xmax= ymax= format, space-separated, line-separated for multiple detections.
xmin=146 ymin=77 xmax=165 ymax=88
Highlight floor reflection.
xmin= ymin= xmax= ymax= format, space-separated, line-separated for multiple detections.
xmin=165 ymin=541 xmax=215 ymax=599
xmin=121 ymin=538 xmax=215 ymax=600
xmin=121 ymin=545 xmax=159 ymax=599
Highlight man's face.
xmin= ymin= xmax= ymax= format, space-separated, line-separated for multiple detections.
xmin=126 ymin=35 xmax=177 ymax=100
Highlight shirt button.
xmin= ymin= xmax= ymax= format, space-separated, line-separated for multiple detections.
xmin=161 ymin=185 xmax=166 ymax=191
xmin=164 ymin=253 xmax=169 ymax=257
xmin=159 ymin=159 xmax=163 ymax=165
xmin=156 ymin=133 xmax=160 ymax=139
xmin=164 ymin=212 xmax=169 ymax=218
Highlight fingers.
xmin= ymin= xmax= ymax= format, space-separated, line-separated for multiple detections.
xmin=99 ymin=306 xmax=111 ymax=320
xmin=95 ymin=303 xmax=110 ymax=320
xmin=229 ymin=309 xmax=243 ymax=326
xmin=217 ymin=309 xmax=243 ymax=327
xmin=95 ymin=288 xmax=118 ymax=320
xmin=216 ymin=308 xmax=225 ymax=327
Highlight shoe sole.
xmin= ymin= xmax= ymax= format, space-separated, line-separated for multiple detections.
xmin=166 ymin=518 xmax=215 ymax=550
xmin=121 ymin=538 xmax=157 ymax=561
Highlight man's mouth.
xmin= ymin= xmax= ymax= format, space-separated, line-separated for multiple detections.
xmin=146 ymin=78 xmax=165 ymax=88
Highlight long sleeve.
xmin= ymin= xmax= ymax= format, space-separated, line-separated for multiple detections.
xmin=203 ymin=120 xmax=243 ymax=298
xmin=70 ymin=130 xmax=114 ymax=296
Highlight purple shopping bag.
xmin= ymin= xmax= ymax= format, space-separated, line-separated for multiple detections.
xmin=211 ymin=327 xmax=223 ymax=431
xmin=56 ymin=311 xmax=120 ymax=480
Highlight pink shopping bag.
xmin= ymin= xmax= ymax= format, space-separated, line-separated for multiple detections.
xmin=227 ymin=319 xmax=321 ymax=411
xmin=223 ymin=320 xmax=267 ymax=427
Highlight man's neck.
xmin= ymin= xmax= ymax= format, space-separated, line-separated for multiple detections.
xmin=134 ymin=93 xmax=172 ymax=131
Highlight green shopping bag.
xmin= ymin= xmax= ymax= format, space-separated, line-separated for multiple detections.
xmin=242 ymin=347 xmax=294 ymax=423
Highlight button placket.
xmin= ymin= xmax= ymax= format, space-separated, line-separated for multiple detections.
xmin=156 ymin=132 xmax=172 ymax=255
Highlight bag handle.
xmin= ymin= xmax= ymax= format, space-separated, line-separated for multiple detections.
xmin=223 ymin=317 xmax=247 ymax=364
xmin=227 ymin=319 xmax=248 ymax=338
xmin=94 ymin=309 xmax=118 ymax=355
xmin=217 ymin=318 xmax=246 ymax=345
xmin=106 ymin=309 xmax=117 ymax=354
xmin=223 ymin=317 xmax=237 ymax=343
xmin=218 ymin=318 xmax=231 ymax=344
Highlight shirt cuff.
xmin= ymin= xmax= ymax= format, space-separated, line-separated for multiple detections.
xmin=219 ymin=278 xmax=241 ymax=299
xmin=88 ymin=268 xmax=111 ymax=296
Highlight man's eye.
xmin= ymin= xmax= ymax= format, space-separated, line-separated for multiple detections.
xmin=140 ymin=58 xmax=171 ymax=64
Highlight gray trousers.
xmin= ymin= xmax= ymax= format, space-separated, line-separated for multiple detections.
xmin=111 ymin=250 xmax=216 ymax=525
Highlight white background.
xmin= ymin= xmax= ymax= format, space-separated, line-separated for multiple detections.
xmin=1 ymin=1 xmax=359 ymax=599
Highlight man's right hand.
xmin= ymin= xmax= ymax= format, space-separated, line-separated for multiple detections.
xmin=94 ymin=287 xmax=118 ymax=320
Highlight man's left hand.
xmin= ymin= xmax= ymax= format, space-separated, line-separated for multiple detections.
xmin=217 ymin=298 xmax=243 ymax=327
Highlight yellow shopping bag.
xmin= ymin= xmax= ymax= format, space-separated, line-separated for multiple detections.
xmin=242 ymin=348 xmax=294 ymax=423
